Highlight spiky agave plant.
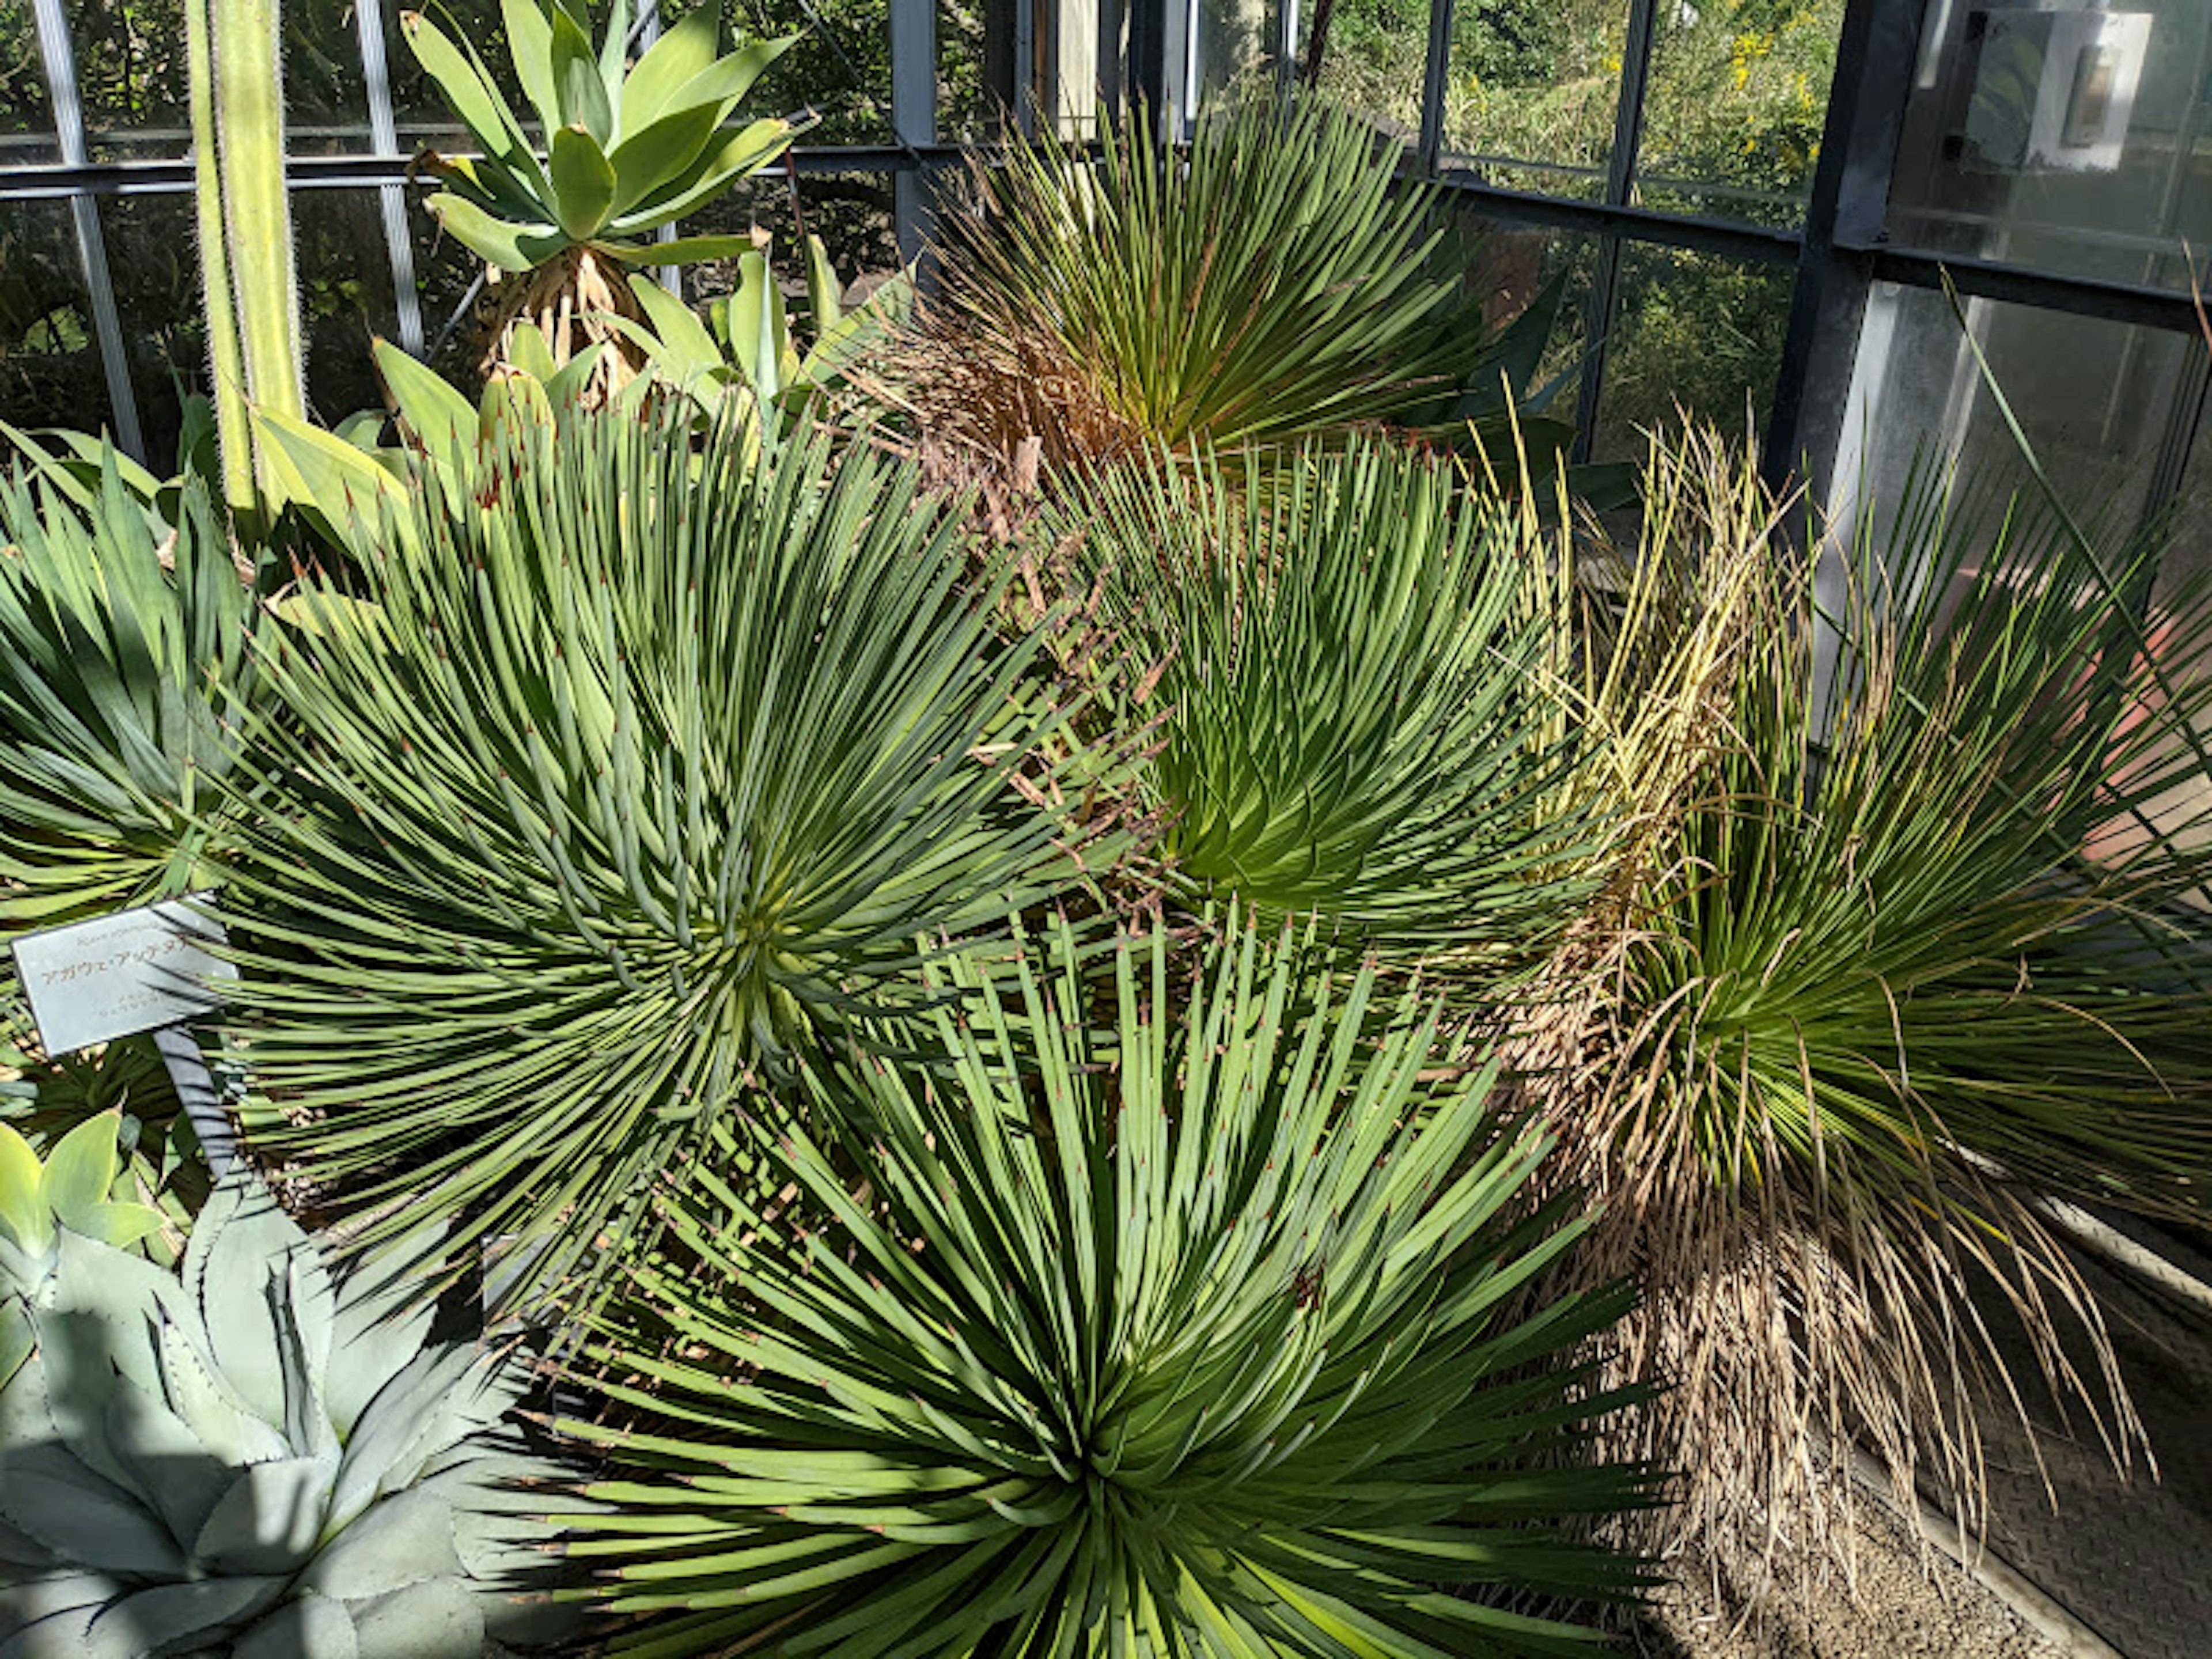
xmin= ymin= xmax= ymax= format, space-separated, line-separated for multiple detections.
xmin=0 ymin=1170 xmax=570 ymax=1658
xmin=1061 ymin=437 xmax=1601 ymax=981
xmin=561 ymin=924 xmax=1656 ymax=1657
xmin=0 ymin=457 xmax=263 ymax=931
xmin=908 ymin=94 xmax=1503 ymax=482
xmin=219 ymin=406 xmax=1094 ymax=1305
xmin=1539 ymin=439 xmax=2212 ymax=1578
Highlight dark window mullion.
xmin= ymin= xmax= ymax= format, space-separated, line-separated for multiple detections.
xmin=1570 ymin=0 xmax=1661 ymax=464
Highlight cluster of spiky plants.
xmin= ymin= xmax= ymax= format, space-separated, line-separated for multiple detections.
xmin=905 ymin=94 xmax=1501 ymax=481
xmin=562 ymin=924 xmax=1655 ymax=1657
xmin=1523 ymin=433 xmax=2212 ymax=1577
xmin=1061 ymin=437 xmax=1604 ymax=980
xmin=217 ymin=405 xmax=1096 ymax=1305
xmin=0 ymin=457 xmax=263 ymax=931
xmin=0 ymin=1164 xmax=569 ymax=1658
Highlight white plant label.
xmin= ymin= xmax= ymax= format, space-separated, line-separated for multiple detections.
xmin=9 ymin=899 xmax=236 ymax=1056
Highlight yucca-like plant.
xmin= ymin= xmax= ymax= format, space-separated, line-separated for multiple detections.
xmin=1535 ymin=435 xmax=2212 ymax=1577
xmin=406 ymin=0 xmax=797 ymax=393
xmin=220 ymin=406 xmax=1092 ymax=1304
xmin=0 ymin=1171 xmax=569 ymax=1657
xmin=908 ymin=94 xmax=1503 ymax=479
xmin=563 ymin=925 xmax=1653 ymax=1657
xmin=1062 ymin=438 xmax=1600 ymax=979
xmin=0 ymin=458 xmax=263 ymax=932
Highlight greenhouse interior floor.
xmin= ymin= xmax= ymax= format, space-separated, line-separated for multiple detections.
xmin=1637 ymin=1219 xmax=2212 ymax=1659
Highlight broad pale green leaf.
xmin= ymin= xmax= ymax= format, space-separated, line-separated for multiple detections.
xmin=371 ymin=340 xmax=476 ymax=479
xmin=37 ymin=1112 xmax=123 ymax=1230
xmin=0 ymin=1441 xmax=186 ymax=1578
xmin=613 ymin=2 xmax=719 ymax=138
xmin=0 ymin=1123 xmax=48 ymax=1251
xmin=79 ymin=1575 xmax=289 ymax=1659
xmin=192 ymin=1456 xmax=335 ymax=1575
xmin=422 ymin=192 xmax=565 ymax=273
xmin=497 ymin=0 xmax=560 ymax=138
xmin=548 ymin=123 xmax=616 ymax=240
xmin=550 ymin=5 xmax=611 ymax=143
xmin=349 ymin=1574 xmax=484 ymax=1659
xmin=605 ymin=117 xmax=793 ymax=234
xmin=596 ymin=231 xmax=762 ymax=266
xmin=304 ymin=1488 xmax=465 ymax=1601
xmin=804 ymin=231 xmax=844 ymax=334
xmin=232 ymin=1592 xmax=361 ymax=1659
xmin=398 ymin=11 xmax=535 ymax=180
xmin=625 ymin=274 xmax=722 ymax=372
xmin=605 ymin=96 xmax=724 ymax=216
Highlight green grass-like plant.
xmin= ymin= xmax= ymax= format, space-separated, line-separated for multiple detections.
xmin=0 ymin=459 xmax=262 ymax=931
xmin=1547 ymin=446 xmax=2212 ymax=1563
xmin=221 ymin=407 xmax=1089 ymax=1302
xmin=1065 ymin=437 xmax=1599 ymax=976
xmin=911 ymin=95 xmax=1503 ymax=475
xmin=563 ymin=925 xmax=1653 ymax=1657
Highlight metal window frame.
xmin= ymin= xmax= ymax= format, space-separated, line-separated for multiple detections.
xmin=9 ymin=0 xmax=2212 ymax=509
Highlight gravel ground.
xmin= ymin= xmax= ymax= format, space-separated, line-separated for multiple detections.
xmin=1630 ymin=1502 xmax=2065 ymax=1659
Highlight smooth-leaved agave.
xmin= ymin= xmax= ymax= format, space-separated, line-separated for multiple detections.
xmin=564 ymin=925 xmax=1654 ymax=1657
xmin=0 ymin=1172 xmax=569 ymax=1657
xmin=404 ymin=0 xmax=798 ymax=391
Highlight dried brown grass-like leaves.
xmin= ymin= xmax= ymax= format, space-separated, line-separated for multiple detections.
xmin=1513 ymin=427 xmax=2185 ymax=1608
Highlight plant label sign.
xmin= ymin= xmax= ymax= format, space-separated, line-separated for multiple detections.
xmin=9 ymin=900 xmax=236 ymax=1056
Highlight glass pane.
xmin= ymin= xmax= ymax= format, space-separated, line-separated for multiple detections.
xmin=1443 ymin=204 xmax=1605 ymax=408
xmin=96 ymin=192 xmax=199 ymax=469
xmin=279 ymin=0 xmax=376 ymax=156
xmin=942 ymin=0 xmax=1124 ymax=139
xmin=1195 ymin=0 xmax=1290 ymax=111
xmin=71 ymin=0 xmax=372 ymax=158
xmin=1885 ymin=0 xmax=2212 ymax=291
xmin=0 ymin=200 xmax=108 ymax=437
xmin=1835 ymin=285 xmax=2193 ymax=546
xmin=676 ymin=171 xmax=898 ymax=299
xmin=1593 ymin=244 xmax=1793 ymax=459
xmin=1309 ymin=0 xmax=1429 ymax=144
xmin=1 ymin=5 xmax=58 ymax=166
xmin=938 ymin=0 xmax=998 ymax=140
xmin=1439 ymin=0 xmax=1630 ymax=199
xmin=1636 ymin=0 xmax=1847 ymax=227
xmin=733 ymin=0 xmax=893 ymax=145
xmin=293 ymin=190 xmax=400 ymax=425
xmin=70 ymin=0 xmax=188 ymax=158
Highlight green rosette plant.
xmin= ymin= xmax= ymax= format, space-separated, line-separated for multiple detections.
xmin=563 ymin=926 xmax=1654 ymax=1658
xmin=1064 ymin=437 xmax=1601 ymax=980
xmin=0 ymin=1172 xmax=569 ymax=1658
xmin=0 ymin=460 xmax=264 ymax=932
xmin=404 ymin=0 xmax=799 ymax=390
xmin=908 ymin=94 xmax=1510 ymax=479
xmin=220 ymin=406 xmax=1094 ymax=1307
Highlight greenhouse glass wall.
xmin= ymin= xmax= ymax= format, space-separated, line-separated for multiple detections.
xmin=3 ymin=0 xmax=2209 ymax=536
